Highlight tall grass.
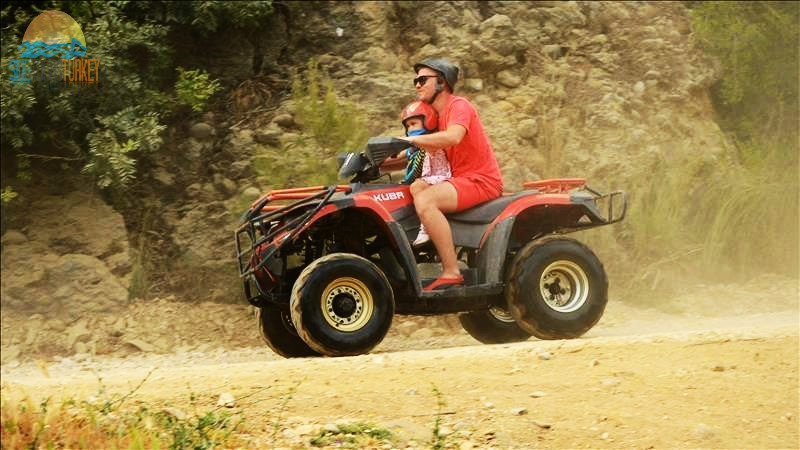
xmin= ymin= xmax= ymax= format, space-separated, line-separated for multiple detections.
xmin=621 ymin=136 xmax=798 ymax=296
xmin=290 ymin=58 xmax=369 ymax=156
xmin=700 ymin=139 xmax=798 ymax=275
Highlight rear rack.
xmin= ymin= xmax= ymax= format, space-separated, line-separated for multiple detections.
xmin=523 ymin=178 xmax=627 ymax=225
xmin=522 ymin=178 xmax=587 ymax=193
xmin=235 ymin=185 xmax=350 ymax=279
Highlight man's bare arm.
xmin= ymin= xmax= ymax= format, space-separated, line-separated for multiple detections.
xmin=401 ymin=124 xmax=466 ymax=150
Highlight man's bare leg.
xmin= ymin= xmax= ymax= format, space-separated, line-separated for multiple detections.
xmin=412 ymin=181 xmax=461 ymax=278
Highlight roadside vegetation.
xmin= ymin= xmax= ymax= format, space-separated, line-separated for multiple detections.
xmin=617 ymin=1 xmax=798 ymax=300
xmin=1 ymin=376 xmax=442 ymax=449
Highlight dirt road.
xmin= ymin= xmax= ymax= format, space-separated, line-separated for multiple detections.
xmin=1 ymin=276 xmax=798 ymax=448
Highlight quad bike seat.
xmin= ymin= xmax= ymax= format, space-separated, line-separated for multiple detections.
xmin=446 ymin=190 xmax=538 ymax=225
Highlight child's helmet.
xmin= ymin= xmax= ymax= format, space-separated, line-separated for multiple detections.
xmin=400 ymin=100 xmax=438 ymax=132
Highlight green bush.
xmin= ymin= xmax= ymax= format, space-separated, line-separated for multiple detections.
xmin=84 ymin=107 xmax=166 ymax=189
xmin=175 ymin=67 xmax=221 ymax=112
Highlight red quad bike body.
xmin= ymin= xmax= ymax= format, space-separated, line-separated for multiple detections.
xmin=235 ymin=137 xmax=627 ymax=357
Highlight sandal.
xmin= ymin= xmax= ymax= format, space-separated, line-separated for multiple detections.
xmin=423 ymin=275 xmax=465 ymax=292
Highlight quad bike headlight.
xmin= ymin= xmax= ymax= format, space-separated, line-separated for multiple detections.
xmin=338 ymin=152 xmax=370 ymax=179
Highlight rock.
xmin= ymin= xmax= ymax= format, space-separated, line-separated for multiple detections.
xmin=410 ymin=328 xmax=434 ymax=340
xmin=273 ymin=113 xmax=295 ymax=128
xmin=162 ymin=407 xmax=187 ymax=421
xmin=104 ymin=252 xmax=132 ymax=276
xmin=543 ymin=44 xmax=566 ymax=59
xmin=1 ymin=230 xmax=27 ymax=245
xmin=511 ymin=407 xmax=528 ymax=415
xmin=538 ymin=351 xmax=554 ymax=360
xmin=463 ymin=78 xmax=484 ymax=92
xmin=478 ymin=14 xmax=517 ymax=56
xmin=496 ymin=70 xmax=522 ymax=88
xmin=3 ymin=345 xmax=21 ymax=362
xmin=394 ymin=320 xmax=418 ymax=337
xmin=640 ymin=38 xmax=665 ymax=49
xmin=152 ymin=167 xmax=175 ymax=187
xmin=517 ymin=118 xmax=538 ymax=140
xmin=228 ymin=160 xmax=252 ymax=178
xmin=47 ymin=254 xmax=130 ymax=313
xmin=66 ymin=318 xmax=91 ymax=349
xmin=529 ymin=391 xmax=547 ymax=398
xmin=254 ymin=129 xmax=282 ymax=146
xmin=602 ymin=378 xmax=620 ymax=387
xmin=213 ymin=175 xmax=238 ymax=197
xmin=125 ymin=339 xmax=156 ymax=353
xmin=644 ymin=70 xmax=662 ymax=79
xmin=217 ymin=392 xmax=236 ymax=408
xmin=189 ymin=122 xmax=215 ymax=140
xmin=693 ymin=423 xmax=715 ymax=439
xmin=532 ymin=420 xmax=552 ymax=429
xmin=242 ymin=186 xmax=262 ymax=200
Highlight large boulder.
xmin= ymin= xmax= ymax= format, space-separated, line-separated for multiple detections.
xmin=1 ymin=191 xmax=131 ymax=315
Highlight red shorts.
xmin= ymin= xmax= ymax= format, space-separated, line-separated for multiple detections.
xmin=447 ymin=177 xmax=502 ymax=211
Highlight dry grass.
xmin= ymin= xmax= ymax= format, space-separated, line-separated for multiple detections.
xmin=616 ymin=136 xmax=798 ymax=302
xmin=1 ymin=371 xmax=248 ymax=449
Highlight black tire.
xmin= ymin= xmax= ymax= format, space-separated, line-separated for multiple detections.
xmin=290 ymin=253 xmax=394 ymax=357
xmin=256 ymin=304 xmax=320 ymax=358
xmin=506 ymin=237 xmax=608 ymax=339
xmin=459 ymin=308 xmax=532 ymax=344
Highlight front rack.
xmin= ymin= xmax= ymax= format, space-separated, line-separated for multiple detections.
xmin=235 ymin=185 xmax=350 ymax=280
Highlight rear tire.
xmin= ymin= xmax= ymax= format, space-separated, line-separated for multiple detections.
xmin=256 ymin=304 xmax=320 ymax=358
xmin=506 ymin=237 xmax=608 ymax=339
xmin=459 ymin=307 xmax=531 ymax=344
xmin=290 ymin=253 xmax=394 ymax=357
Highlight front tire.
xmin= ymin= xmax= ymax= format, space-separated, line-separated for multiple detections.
xmin=459 ymin=307 xmax=532 ymax=344
xmin=506 ymin=237 xmax=608 ymax=339
xmin=290 ymin=253 xmax=394 ymax=356
xmin=256 ymin=304 xmax=320 ymax=358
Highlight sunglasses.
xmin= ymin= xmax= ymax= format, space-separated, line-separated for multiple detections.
xmin=413 ymin=75 xmax=438 ymax=87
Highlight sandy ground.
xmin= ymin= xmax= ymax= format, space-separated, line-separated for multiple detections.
xmin=1 ymin=275 xmax=798 ymax=448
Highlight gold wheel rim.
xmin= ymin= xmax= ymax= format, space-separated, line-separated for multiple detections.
xmin=320 ymin=277 xmax=373 ymax=332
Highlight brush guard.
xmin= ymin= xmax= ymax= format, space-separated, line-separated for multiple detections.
xmin=235 ymin=185 xmax=349 ymax=305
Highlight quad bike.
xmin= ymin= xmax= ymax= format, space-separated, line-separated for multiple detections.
xmin=235 ymin=137 xmax=627 ymax=358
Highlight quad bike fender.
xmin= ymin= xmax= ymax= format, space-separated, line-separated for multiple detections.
xmin=480 ymin=191 xmax=621 ymax=243
xmin=474 ymin=190 xmax=625 ymax=283
xmin=291 ymin=202 xmax=350 ymax=239
xmin=475 ymin=217 xmax=515 ymax=284
xmin=290 ymin=194 xmax=423 ymax=290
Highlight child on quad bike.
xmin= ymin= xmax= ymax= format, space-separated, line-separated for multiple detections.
xmin=399 ymin=101 xmax=453 ymax=247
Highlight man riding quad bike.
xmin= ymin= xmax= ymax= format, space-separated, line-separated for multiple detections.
xmin=235 ymin=137 xmax=627 ymax=357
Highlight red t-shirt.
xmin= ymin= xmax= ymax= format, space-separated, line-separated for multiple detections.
xmin=440 ymin=95 xmax=504 ymax=195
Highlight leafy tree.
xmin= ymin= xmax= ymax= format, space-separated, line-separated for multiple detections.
xmin=689 ymin=1 xmax=799 ymax=146
xmin=175 ymin=67 xmax=221 ymax=112
xmin=0 ymin=1 xmax=270 ymax=195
